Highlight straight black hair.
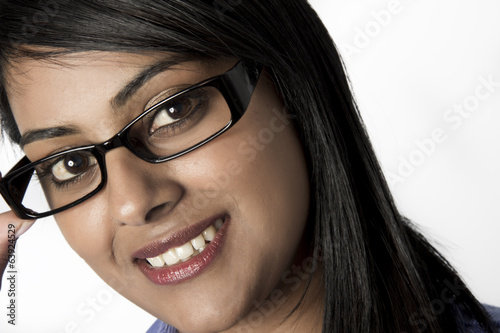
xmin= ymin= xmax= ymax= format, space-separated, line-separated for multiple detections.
xmin=0 ymin=0 xmax=495 ymax=332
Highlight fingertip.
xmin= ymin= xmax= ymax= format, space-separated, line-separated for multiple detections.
xmin=1 ymin=210 xmax=35 ymax=238
xmin=16 ymin=220 xmax=36 ymax=238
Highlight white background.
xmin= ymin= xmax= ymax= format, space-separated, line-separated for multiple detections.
xmin=1 ymin=1 xmax=499 ymax=332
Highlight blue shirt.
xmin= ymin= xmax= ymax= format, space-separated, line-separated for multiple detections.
xmin=146 ymin=304 xmax=500 ymax=332
xmin=146 ymin=320 xmax=177 ymax=333
xmin=462 ymin=304 xmax=500 ymax=332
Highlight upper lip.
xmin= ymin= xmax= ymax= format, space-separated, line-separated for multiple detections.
xmin=131 ymin=213 xmax=226 ymax=260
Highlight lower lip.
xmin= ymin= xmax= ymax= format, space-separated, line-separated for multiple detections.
xmin=137 ymin=217 xmax=229 ymax=285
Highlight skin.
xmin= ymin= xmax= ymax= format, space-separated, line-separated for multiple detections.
xmin=0 ymin=52 xmax=323 ymax=332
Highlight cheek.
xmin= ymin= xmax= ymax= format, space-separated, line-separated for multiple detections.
xmin=54 ymin=198 xmax=114 ymax=267
xmin=178 ymin=106 xmax=309 ymax=223
xmin=233 ymin=124 xmax=310 ymax=255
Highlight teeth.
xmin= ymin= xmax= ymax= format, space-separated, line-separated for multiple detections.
xmin=191 ymin=234 xmax=205 ymax=250
xmin=176 ymin=242 xmax=194 ymax=261
xmin=202 ymin=226 xmax=216 ymax=242
xmin=162 ymin=249 xmax=179 ymax=266
xmin=146 ymin=256 xmax=165 ymax=268
xmin=146 ymin=219 xmax=224 ymax=267
xmin=215 ymin=218 xmax=223 ymax=231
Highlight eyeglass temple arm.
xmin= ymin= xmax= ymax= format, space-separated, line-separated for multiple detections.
xmin=218 ymin=62 xmax=262 ymax=118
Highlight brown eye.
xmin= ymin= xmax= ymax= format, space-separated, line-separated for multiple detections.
xmin=51 ymin=152 xmax=97 ymax=181
xmin=150 ymin=98 xmax=193 ymax=134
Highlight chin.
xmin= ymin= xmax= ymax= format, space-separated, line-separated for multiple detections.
xmin=155 ymin=299 xmax=250 ymax=333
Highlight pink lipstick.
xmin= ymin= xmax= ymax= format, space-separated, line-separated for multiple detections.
xmin=133 ymin=214 xmax=229 ymax=285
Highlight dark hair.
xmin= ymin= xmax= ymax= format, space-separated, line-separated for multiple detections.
xmin=0 ymin=1 xmax=495 ymax=332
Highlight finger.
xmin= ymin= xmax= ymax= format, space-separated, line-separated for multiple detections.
xmin=0 ymin=211 xmax=36 ymax=290
xmin=0 ymin=172 xmax=36 ymax=238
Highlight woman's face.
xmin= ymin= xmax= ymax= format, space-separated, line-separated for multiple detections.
xmin=5 ymin=52 xmax=310 ymax=332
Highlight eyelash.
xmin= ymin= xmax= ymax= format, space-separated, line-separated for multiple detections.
xmin=148 ymin=101 xmax=203 ymax=137
xmin=145 ymin=90 xmax=207 ymax=137
xmin=52 ymin=173 xmax=86 ymax=190
xmin=35 ymin=159 xmax=97 ymax=190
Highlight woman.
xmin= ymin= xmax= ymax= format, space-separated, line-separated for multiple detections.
xmin=0 ymin=0 xmax=498 ymax=332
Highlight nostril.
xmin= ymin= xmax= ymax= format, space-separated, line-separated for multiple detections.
xmin=145 ymin=202 xmax=171 ymax=222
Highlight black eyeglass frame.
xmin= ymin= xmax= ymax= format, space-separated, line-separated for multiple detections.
xmin=0 ymin=60 xmax=263 ymax=219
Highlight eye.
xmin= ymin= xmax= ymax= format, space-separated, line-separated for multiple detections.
xmin=151 ymin=101 xmax=186 ymax=128
xmin=150 ymin=99 xmax=191 ymax=134
xmin=51 ymin=152 xmax=97 ymax=182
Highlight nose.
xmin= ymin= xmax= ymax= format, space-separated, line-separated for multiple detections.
xmin=103 ymin=149 xmax=183 ymax=226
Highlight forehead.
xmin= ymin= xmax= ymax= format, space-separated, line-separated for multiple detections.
xmin=4 ymin=52 xmax=207 ymax=138
xmin=5 ymin=52 xmax=174 ymax=109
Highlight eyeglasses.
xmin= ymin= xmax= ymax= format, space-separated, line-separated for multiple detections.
xmin=0 ymin=61 xmax=263 ymax=219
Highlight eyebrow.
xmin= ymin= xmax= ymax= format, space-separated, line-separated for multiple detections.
xmin=111 ymin=58 xmax=181 ymax=110
xmin=20 ymin=126 xmax=79 ymax=148
xmin=19 ymin=58 xmax=182 ymax=148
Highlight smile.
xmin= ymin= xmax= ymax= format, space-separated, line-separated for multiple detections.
xmin=145 ymin=218 xmax=224 ymax=268
xmin=134 ymin=214 xmax=229 ymax=285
